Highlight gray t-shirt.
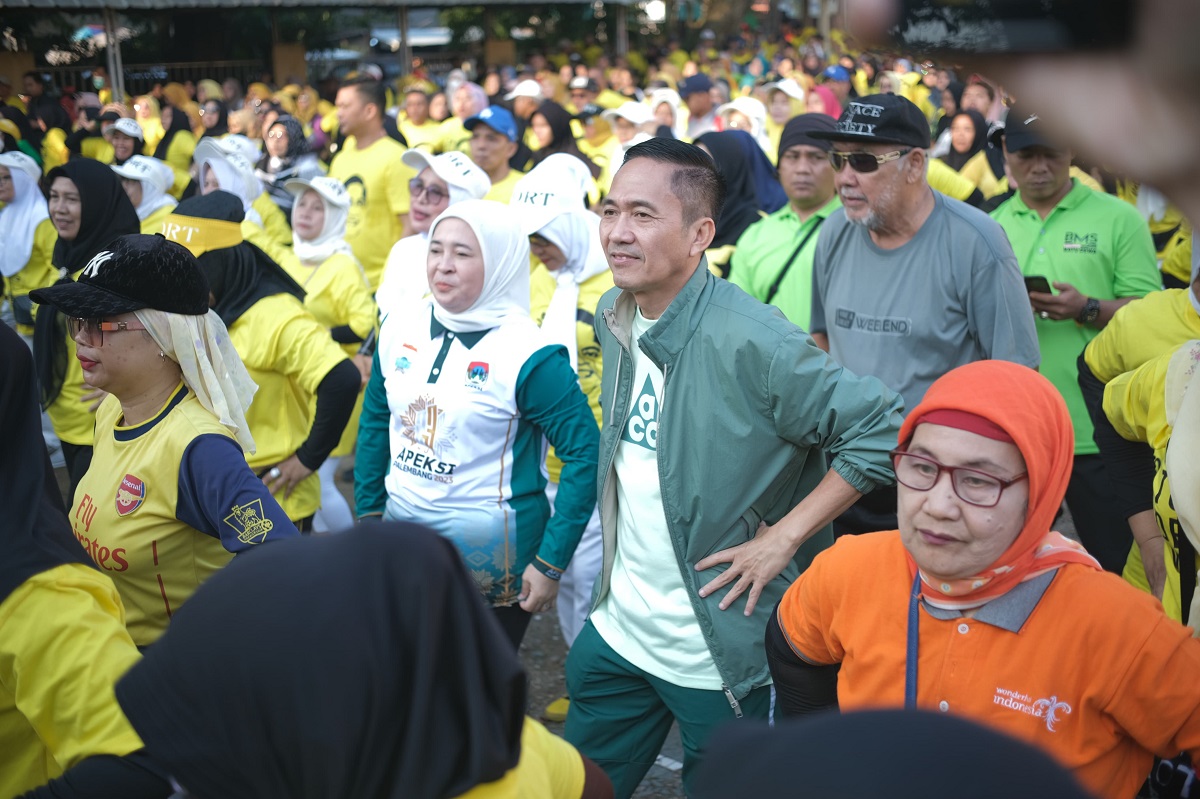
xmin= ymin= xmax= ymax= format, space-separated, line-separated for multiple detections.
xmin=811 ymin=191 xmax=1040 ymax=413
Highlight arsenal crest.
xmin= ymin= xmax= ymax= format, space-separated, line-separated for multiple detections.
xmin=115 ymin=474 xmax=146 ymax=516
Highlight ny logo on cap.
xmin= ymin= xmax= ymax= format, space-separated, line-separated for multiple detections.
xmin=82 ymin=251 xmax=114 ymax=278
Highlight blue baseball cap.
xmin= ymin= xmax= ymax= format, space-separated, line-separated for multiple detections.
xmin=677 ymin=73 xmax=714 ymax=98
xmin=822 ymin=65 xmax=851 ymax=82
xmin=465 ymin=106 xmax=518 ymax=142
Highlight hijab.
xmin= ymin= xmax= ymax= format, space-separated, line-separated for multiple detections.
xmin=695 ymin=130 xmax=784 ymax=248
xmin=809 ymin=85 xmax=843 ymax=119
xmin=718 ymin=96 xmax=772 ymax=155
xmin=34 ymin=159 xmax=139 ymax=406
xmin=0 ymin=322 xmax=98 ymax=607
xmin=934 ymin=81 xmax=965 ymax=138
xmin=898 ymin=361 xmax=1101 ymax=610
xmin=941 ymin=109 xmax=989 ymax=172
xmin=175 ymin=191 xmax=304 ymax=326
xmin=536 ymin=209 xmax=609 ymax=372
xmin=530 ymin=101 xmax=601 ymax=178
xmin=199 ymin=99 xmax=229 ymax=138
xmin=153 ymin=103 xmax=193 ymax=160
xmin=694 ymin=710 xmax=1096 ymax=799
xmin=291 ymin=179 xmax=355 ymax=266
xmin=115 ymin=525 xmax=526 ymax=799
xmin=0 ymin=151 xmax=49 ymax=278
xmin=197 ymin=144 xmax=263 ymax=226
xmin=429 ymin=199 xmax=532 ymax=333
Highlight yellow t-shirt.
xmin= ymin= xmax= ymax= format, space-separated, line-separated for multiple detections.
xmin=0 ymin=563 xmax=143 ymax=798
xmin=926 ymin=158 xmax=978 ymax=202
xmin=46 ymin=323 xmax=96 ymax=447
xmin=484 ymin=168 xmax=525 ymax=205
xmin=138 ymin=118 xmax=165 ymax=155
xmin=41 ymin=128 xmax=69 ymax=174
xmin=438 ymin=117 xmax=472 ymax=156
xmin=163 ymin=131 xmax=197 ymax=199
xmin=1104 ymin=347 xmax=1197 ymax=621
xmin=6 ymin=217 xmax=58 ymax=336
xmin=329 ymin=136 xmax=414 ymax=290
xmin=70 ymin=388 xmax=242 ymax=645
xmin=253 ymin=192 xmax=293 ymax=253
xmin=1084 ymin=289 xmax=1200 ymax=383
xmin=451 ymin=718 xmax=586 ymax=799
xmin=400 ymin=118 xmax=442 ymax=152
xmin=81 ymin=135 xmax=115 ymax=165
xmin=529 ymin=264 xmax=612 ymax=482
xmin=229 ymin=293 xmax=351 ymax=520
xmin=954 ymin=150 xmax=1003 ymax=198
xmin=281 ymin=250 xmax=376 ymax=457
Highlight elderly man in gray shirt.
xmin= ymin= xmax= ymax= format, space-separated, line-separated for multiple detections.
xmin=809 ymin=94 xmax=1040 ymax=532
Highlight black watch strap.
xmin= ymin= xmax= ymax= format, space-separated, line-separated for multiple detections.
xmin=1077 ymin=297 xmax=1101 ymax=324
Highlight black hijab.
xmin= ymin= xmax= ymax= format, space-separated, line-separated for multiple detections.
xmin=34 ymin=159 xmax=139 ymax=407
xmin=258 ymin=114 xmax=310 ymax=173
xmin=199 ymin=99 xmax=229 ymax=138
xmin=153 ymin=104 xmax=193 ymax=160
xmin=115 ymin=525 xmax=526 ymax=799
xmin=940 ymin=108 xmax=989 ymax=172
xmin=175 ymin=191 xmax=304 ymax=326
xmin=695 ymin=130 xmax=769 ymax=248
xmin=934 ymin=80 xmax=966 ymax=138
xmin=0 ymin=321 xmax=97 ymax=606
xmin=531 ymin=100 xmax=601 ymax=178
xmin=693 ymin=710 xmax=1096 ymax=798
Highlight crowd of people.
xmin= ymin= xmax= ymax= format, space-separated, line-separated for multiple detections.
xmin=3 ymin=13 xmax=1200 ymax=798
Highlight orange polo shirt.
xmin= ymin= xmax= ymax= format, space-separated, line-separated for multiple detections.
xmin=777 ymin=532 xmax=1200 ymax=799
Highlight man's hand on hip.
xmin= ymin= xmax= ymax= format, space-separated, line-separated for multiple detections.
xmin=695 ymin=521 xmax=795 ymax=617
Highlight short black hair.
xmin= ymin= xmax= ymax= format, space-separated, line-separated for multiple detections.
xmin=622 ymin=137 xmax=726 ymax=226
xmin=340 ymin=75 xmax=386 ymax=114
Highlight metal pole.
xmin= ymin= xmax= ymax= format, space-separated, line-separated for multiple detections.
xmin=398 ymin=6 xmax=412 ymax=77
xmin=615 ymin=4 xmax=629 ymax=57
xmin=112 ymin=14 xmax=126 ymax=103
xmin=103 ymin=8 xmax=125 ymax=103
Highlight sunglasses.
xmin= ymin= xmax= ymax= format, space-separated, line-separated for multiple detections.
xmin=267 ymin=129 xmax=286 ymax=139
xmin=408 ymin=178 xmax=449 ymax=204
xmin=829 ymin=149 xmax=912 ymax=173
xmin=67 ymin=317 xmax=146 ymax=346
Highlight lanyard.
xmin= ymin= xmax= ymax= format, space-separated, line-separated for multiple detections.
xmin=905 ymin=572 xmax=921 ymax=709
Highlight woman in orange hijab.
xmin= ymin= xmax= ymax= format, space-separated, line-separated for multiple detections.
xmin=768 ymin=360 xmax=1200 ymax=799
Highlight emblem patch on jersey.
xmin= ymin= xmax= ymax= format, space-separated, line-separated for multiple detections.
xmin=395 ymin=356 xmax=412 ymax=374
xmin=466 ymin=361 xmax=490 ymax=389
xmin=993 ymin=687 xmax=1073 ymax=732
xmin=621 ymin=375 xmax=659 ymax=451
xmin=223 ymin=499 xmax=274 ymax=545
xmin=1062 ymin=231 xmax=1098 ymax=254
xmin=115 ymin=474 xmax=146 ymax=516
xmin=397 ymin=395 xmax=459 ymax=483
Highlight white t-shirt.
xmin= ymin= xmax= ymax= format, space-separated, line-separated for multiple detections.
xmin=375 ymin=233 xmax=430 ymax=322
xmin=590 ymin=309 xmax=722 ymax=689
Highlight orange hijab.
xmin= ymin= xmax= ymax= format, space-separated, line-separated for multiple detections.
xmin=899 ymin=361 xmax=1100 ymax=608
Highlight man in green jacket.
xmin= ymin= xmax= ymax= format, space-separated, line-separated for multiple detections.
xmin=563 ymin=137 xmax=905 ymax=797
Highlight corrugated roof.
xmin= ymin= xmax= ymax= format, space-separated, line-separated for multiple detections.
xmin=1 ymin=0 xmax=633 ymax=7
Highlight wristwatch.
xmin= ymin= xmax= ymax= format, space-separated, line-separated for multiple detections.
xmin=1077 ymin=297 xmax=1101 ymax=324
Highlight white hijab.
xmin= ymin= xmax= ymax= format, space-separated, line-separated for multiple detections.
xmin=135 ymin=177 xmax=177 ymax=222
xmin=134 ymin=307 xmax=258 ymax=453
xmin=0 ymin=152 xmax=50 ymax=278
xmin=537 ymin=209 xmax=610 ymax=372
xmin=292 ymin=188 xmax=355 ymax=266
xmin=429 ymin=200 xmax=531 ymax=333
xmin=200 ymin=152 xmax=263 ymax=226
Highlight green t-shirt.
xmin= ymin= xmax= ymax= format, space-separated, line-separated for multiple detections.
xmin=992 ymin=180 xmax=1161 ymax=453
xmin=730 ymin=195 xmax=841 ymax=332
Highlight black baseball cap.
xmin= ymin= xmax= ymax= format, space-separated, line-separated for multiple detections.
xmin=810 ymin=94 xmax=931 ymax=148
xmin=778 ymin=113 xmax=838 ymax=164
xmin=991 ymin=105 xmax=1054 ymax=152
xmin=30 ymin=234 xmax=210 ymax=317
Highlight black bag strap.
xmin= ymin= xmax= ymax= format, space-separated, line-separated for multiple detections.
xmin=764 ymin=217 xmax=827 ymax=305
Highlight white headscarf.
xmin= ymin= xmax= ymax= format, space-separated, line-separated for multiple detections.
xmin=291 ymin=178 xmax=356 ymax=265
xmin=537 ymin=209 xmax=610 ymax=372
xmin=429 ymin=200 xmax=531 ymax=333
xmin=717 ymin=96 xmax=772 ymax=156
xmin=0 ymin=152 xmax=50 ymax=278
xmin=133 ymin=163 xmax=177 ymax=222
xmin=134 ymin=307 xmax=259 ymax=452
xmin=199 ymin=151 xmax=263 ymax=227
xmin=650 ymin=88 xmax=687 ymax=139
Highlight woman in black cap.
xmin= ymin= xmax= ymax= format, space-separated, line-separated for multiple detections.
xmin=0 ymin=322 xmax=170 ymax=799
xmin=115 ymin=524 xmax=614 ymax=799
xmin=29 ymin=233 xmax=297 ymax=649
xmin=34 ymin=158 xmax=139 ymax=491
xmin=160 ymin=190 xmax=361 ymax=532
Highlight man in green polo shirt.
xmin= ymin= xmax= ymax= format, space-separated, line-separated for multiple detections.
xmin=991 ymin=107 xmax=1161 ymax=573
xmin=730 ymin=114 xmax=841 ymax=331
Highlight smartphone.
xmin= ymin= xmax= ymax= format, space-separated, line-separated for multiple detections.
xmin=1024 ymin=275 xmax=1053 ymax=294
xmin=889 ymin=0 xmax=1135 ymax=55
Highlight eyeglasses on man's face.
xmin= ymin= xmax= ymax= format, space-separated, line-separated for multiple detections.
xmin=829 ymin=149 xmax=912 ymax=174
